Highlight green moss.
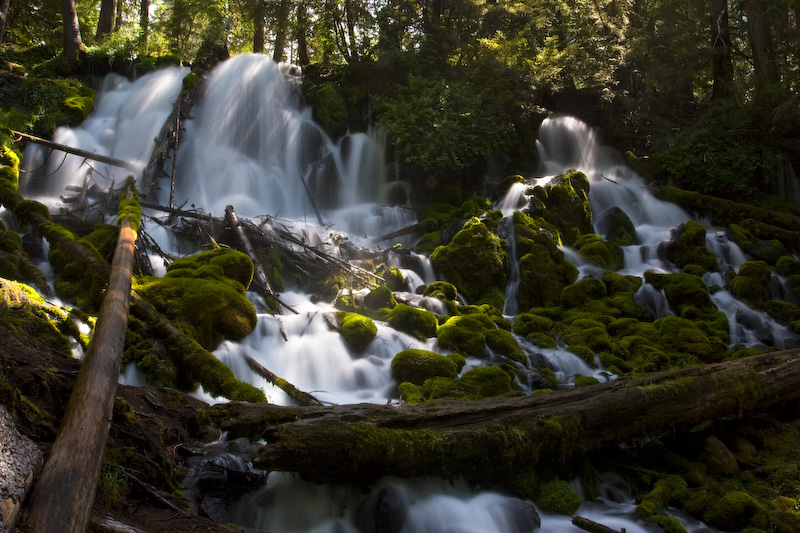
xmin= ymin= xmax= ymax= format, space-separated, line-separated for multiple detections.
xmin=484 ymin=328 xmax=526 ymax=364
xmin=0 ymin=278 xmax=75 ymax=355
xmin=431 ymin=217 xmax=507 ymax=307
xmin=398 ymin=382 xmax=425 ymax=404
xmin=117 ymin=178 xmax=142 ymax=232
xmin=574 ymin=375 xmax=599 ymax=387
xmin=646 ymin=515 xmax=687 ymax=533
xmin=514 ymin=212 xmax=579 ymax=310
xmin=446 ymin=352 xmax=467 ymax=373
xmin=561 ymin=277 xmax=608 ymax=309
xmin=363 ymin=284 xmax=397 ymax=310
xmin=387 ymin=303 xmax=438 ymax=340
xmin=460 ymin=365 xmax=513 ymax=397
xmin=575 ymin=233 xmax=624 ymax=271
xmin=637 ymin=475 xmax=688 ymax=518
xmin=423 ymin=280 xmax=459 ymax=302
xmin=79 ymin=224 xmax=118 ymax=261
xmin=423 ymin=376 xmax=470 ymax=400
xmin=537 ymin=478 xmax=582 ymax=514
xmin=537 ymin=170 xmax=593 ymax=246
xmin=703 ymin=491 xmax=765 ymax=531
xmin=513 ymin=312 xmax=557 ymax=337
xmin=660 ymin=221 xmax=718 ymax=272
xmin=12 ymin=199 xmax=50 ymax=224
xmin=654 ymin=316 xmax=726 ymax=364
xmin=339 ymin=312 xmax=378 ymax=352
xmin=391 ymin=349 xmax=458 ymax=386
xmin=732 ymin=261 xmax=772 ymax=305
xmin=166 ymin=247 xmax=253 ymax=290
xmin=596 ymin=206 xmax=637 ymax=245
xmin=380 ymin=265 xmax=408 ymax=291
xmin=437 ymin=314 xmax=493 ymax=358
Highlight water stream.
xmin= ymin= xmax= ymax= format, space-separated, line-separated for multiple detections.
xmin=18 ymin=55 xmax=799 ymax=532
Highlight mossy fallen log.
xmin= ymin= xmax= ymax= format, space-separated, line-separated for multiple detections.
xmin=206 ymin=348 xmax=800 ymax=496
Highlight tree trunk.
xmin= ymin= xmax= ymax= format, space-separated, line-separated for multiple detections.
xmin=344 ymin=0 xmax=359 ymax=61
xmin=115 ymin=0 xmax=123 ymax=32
xmin=26 ymin=184 xmax=138 ymax=533
xmin=61 ymin=0 xmax=83 ymax=67
xmin=139 ymin=0 xmax=149 ymax=53
xmin=745 ymin=0 xmax=779 ymax=87
xmin=709 ymin=0 xmax=735 ymax=100
xmin=295 ymin=2 xmax=310 ymax=65
xmin=272 ymin=0 xmax=289 ymax=62
xmin=0 ymin=0 xmax=11 ymax=49
xmin=253 ymin=0 xmax=265 ymax=54
xmin=96 ymin=0 xmax=116 ymax=41
xmin=205 ymin=349 xmax=800 ymax=492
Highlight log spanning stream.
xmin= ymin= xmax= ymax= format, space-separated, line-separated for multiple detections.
xmin=17 ymin=54 xmax=800 ymax=532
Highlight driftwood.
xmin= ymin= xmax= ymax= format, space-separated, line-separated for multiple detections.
xmin=27 ymin=185 xmax=138 ymax=533
xmin=10 ymin=129 xmax=140 ymax=172
xmin=205 ymin=348 xmax=800 ymax=491
xmin=243 ymin=354 xmax=322 ymax=407
xmin=572 ymin=515 xmax=625 ymax=533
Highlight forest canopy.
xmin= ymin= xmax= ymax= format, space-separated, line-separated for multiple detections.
xmin=0 ymin=0 xmax=799 ymax=199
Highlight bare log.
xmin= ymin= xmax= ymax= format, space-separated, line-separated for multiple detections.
xmin=572 ymin=516 xmax=625 ymax=533
xmin=244 ymin=354 xmax=322 ymax=407
xmin=27 ymin=184 xmax=138 ymax=533
xmin=9 ymin=129 xmax=139 ymax=171
xmin=225 ymin=205 xmax=275 ymax=299
xmin=205 ymin=349 xmax=800 ymax=491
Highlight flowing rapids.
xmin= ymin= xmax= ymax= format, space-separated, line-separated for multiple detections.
xmin=21 ymin=55 xmax=795 ymax=532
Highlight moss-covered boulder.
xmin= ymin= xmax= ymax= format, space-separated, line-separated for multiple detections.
xmin=460 ymin=365 xmax=513 ymax=397
xmin=431 ymin=217 xmax=507 ymax=308
xmin=535 ymin=170 xmax=593 ymax=246
xmin=731 ymin=260 xmax=772 ymax=305
xmin=537 ymin=478 xmax=583 ymax=514
xmin=644 ymin=272 xmax=726 ymax=333
xmin=514 ymin=211 xmax=579 ymax=310
xmin=338 ymin=312 xmax=378 ymax=352
xmin=484 ymin=328 xmax=526 ymax=364
xmin=575 ymin=233 xmax=624 ymax=271
xmin=135 ymin=249 xmax=257 ymax=348
xmin=660 ymin=221 xmax=718 ymax=272
xmin=561 ymin=277 xmax=608 ymax=309
xmin=437 ymin=313 xmax=495 ymax=358
xmin=363 ymin=284 xmax=397 ymax=310
xmin=391 ymin=349 xmax=458 ymax=386
xmin=654 ymin=316 xmax=727 ymax=364
xmin=423 ymin=280 xmax=458 ymax=302
xmin=387 ymin=303 xmax=438 ymax=340
xmin=596 ymin=206 xmax=637 ymax=246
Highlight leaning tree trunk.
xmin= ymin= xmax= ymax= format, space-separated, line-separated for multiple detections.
xmin=61 ymin=0 xmax=83 ymax=67
xmin=95 ymin=0 xmax=116 ymax=41
xmin=207 ymin=349 xmax=800 ymax=493
xmin=26 ymin=184 xmax=138 ymax=533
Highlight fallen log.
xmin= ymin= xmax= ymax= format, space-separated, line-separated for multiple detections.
xmin=224 ymin=205 xmax=276 ymax=301
xmin=572 ymin=515 xmax=625 ymax=533
xmin=206 ymin=348 xmax=800 ymax=493
xmin=9 ymin=129 xmax=140 ymax=172
xmin=27 ymin=183 xmax=139 ymax=533
xmin=244 ymin=354 xmax=322 ymax=407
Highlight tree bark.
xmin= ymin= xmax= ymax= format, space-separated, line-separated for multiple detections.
xmin=295 ymin=2 xmax=310 ymax=65
xmin=26 ymin=185 xmax=138 ymax=533
xmin=205 ymin=349 xmax=800 ymax=490
xmin=139 ymin=0 xmax=150 ymax=53
xmin=0 ymin=0 xmax=11 ymax=49
xmin=253 ymin=0 xmax=265 ymax=54
xmin=709 ymin=0 xmax=735 ymax=100
xmin=272 ymin=0 xmax=290 ymax=62
xmin=61 ymin=0 xmax=83 ymax=67
xmin=96 ymin=0 xmax=116 ymax=41
xmin=745 ymin=0 xmax=779 ymax=87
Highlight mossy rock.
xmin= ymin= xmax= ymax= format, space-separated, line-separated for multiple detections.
xmin=0 ymin=278 xmax=75 ymax=355
xmin=596 ymin=206 xmax=637 ymax=246
xmin=732 ymin=261 xmax=772 ymax=306
xmin=537 ymin=170 xmax=593 ymax=246
xmin=513 ymin=313 xmax=557 ymax=338
xmin=380 ymin=265 xmax=408 ymax=292
xmin=646 ymin=515 xmax=687 ymax=533
xmin=398 ymin=381 xmax=425 ymax=404
xmin=514 ymin=212 xmax=579 ymax=310
xmin=135 ymin=249 xmax=258 ymax=348
xmin=430 ymin=217 xmax=507 ymax=307
xmin=654 ymin=316 xmax=726 ymax=364
xmin=562 ymin=318 xmax=612 ymax=354
xmin=703 ymin=491 xmax=766 ymax=531
xmin=484 ymin=328 xmax=526 ymax=364
xmin=166 ymin=248 xmax=253 ymax=290
xmin=636 ymin=475 xmax=687 ymax=518
xmin=561 ymin=277 xmax=608 ymax=309
xmin=423 ymin=280 xmax=458 ymax=302
xmin=537 ymin=478 xmax=582 ymax=514
xmin=660 ymin=221 xmax=718 ymax=272
xmin=460 ymin=365 xmax=513 ymax=397
xmin=423 ymin=376 xmax=470 ymax=400
xmin=644 ymin=272 xmax=718 ymax=320
xmin=391 ymin=349 xmax=458 ymax=386
xmin=387 ymin=303 xmax=438 ymax=340
xmin=437 ymin=314 xmax=495 ymax=358
xmin=574 ymin=375 xmax=599 ymax=387
xmin=575 ymin=233 xmax=624 ymax=271
xmin=363 ymin=284 xmax=397 ymax=310
xmin=79 ymin=223 xmax=118 ymax=262
xmin=339 ymin=312 xmax=378 ymax=352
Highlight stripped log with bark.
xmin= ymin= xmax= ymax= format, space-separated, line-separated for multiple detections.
xmin=205 ymin=348 xmax=800 ymax=493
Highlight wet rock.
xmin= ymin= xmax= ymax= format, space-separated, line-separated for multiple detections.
xmin=699 ymin=435 xmax=739 ymax=476
xmin=1 ymin=405 xmax=44 ymax=532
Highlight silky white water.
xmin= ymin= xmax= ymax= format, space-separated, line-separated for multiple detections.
xmin=18 ymin=58 xmax=799 ymax=532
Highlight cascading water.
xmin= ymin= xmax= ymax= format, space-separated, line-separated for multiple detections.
xmin=20 ymin=59 xmax=792 ymax=532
